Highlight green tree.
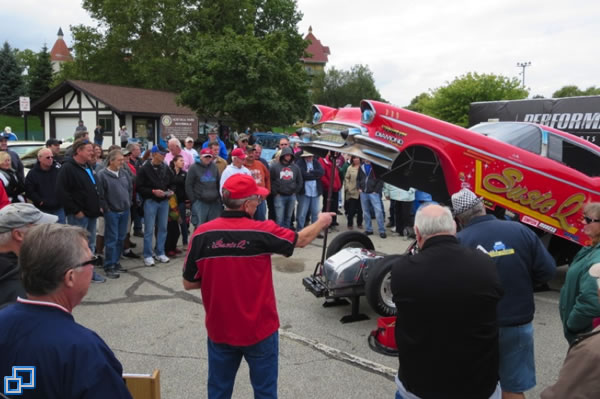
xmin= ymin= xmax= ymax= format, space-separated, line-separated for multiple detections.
xmin=14 ymin=48 xmax=37 ymax=89
xmin=0 ymin=42 xmax=25 ymax=115
xmin=28 ymin=45 xmax=53 ymax=103
xmin=553 ymin=85 xmax=600 ymax=98
xmin=405 ymin=92 xmax=432 ymax=113
xmin=312 ymin=64 xmax=383 ymax=108
xmin=422 ymin=72 xmax=528 ymax=127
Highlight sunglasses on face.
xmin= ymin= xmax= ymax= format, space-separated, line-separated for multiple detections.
xmin=584 ymin=216 xmax=600 ymax=224
xmin=43 ymin=156 xmax=54 ymax=160
xmin=71 ymin=255 xmax=102 ymax=270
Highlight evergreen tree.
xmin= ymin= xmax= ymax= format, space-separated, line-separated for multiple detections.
xmin=28 ymin=45 xmax=53 ymax=103
xmin=0 ymin=42 xmax=25 ymax=115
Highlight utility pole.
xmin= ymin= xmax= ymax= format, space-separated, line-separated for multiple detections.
xmin=516 ymin=61 xmax=531 ymax=88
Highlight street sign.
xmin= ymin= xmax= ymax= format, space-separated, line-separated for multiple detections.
xmin=19 ymin=97 xmax=30 ymax=112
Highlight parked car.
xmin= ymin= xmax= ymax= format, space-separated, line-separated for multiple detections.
xmin=302 ymin=100 xmax=600 ymax=317
xmin=253 ymin=132 xmax=288 ymax=161
xmin=7 ymin=141 xmax=45 ymax=157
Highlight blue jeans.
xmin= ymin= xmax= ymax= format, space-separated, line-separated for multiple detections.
xmin=254 ymin=201 xmax=267 ymax=221
xmin=191 ymin=200 xmax=222 ymax=229
xmin=498 ymin=322 xmax=536 ymax=392
xmin=103 ymin=210 xmax=130 ymax=269
xmin=207 ymin=331 xmax=278 ymax=399
xmin=274 ymin=194 xmax=296 ymax=228
xmin=67 ymin=214 xmax=97 ymax=253
xmin=48 ymin=208 xmax=66 ymax=224
xmin=143 ymin=199 xmax=168 ymax=258
xmin=360 ymin=192 xmax=385 ymax=234
xmin=178 ymin=202 xmax=189 ymax=245
xmin=296 ymin=195 xmax=319 ymax=230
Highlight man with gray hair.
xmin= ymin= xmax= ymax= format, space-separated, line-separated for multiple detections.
xmin=0 ymin=203 xmax=58 ymax=307
xmin=391 ymin=203 xmax=503 ymax=399
xmin=25 ymin=147 xmax=65 ymax=223
xmin=0 ymin=224 xmax=132 ymax=398
xmin=451 ymin=188 xmax=556 ymax=399
xmin=165 ymin=137 xmax=194 ymax=171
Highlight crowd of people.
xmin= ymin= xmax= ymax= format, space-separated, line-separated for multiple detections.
xmin=1 ymin=124 xmax=600 ymax=398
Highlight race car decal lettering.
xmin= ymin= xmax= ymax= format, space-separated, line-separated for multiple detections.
xmin=375 ymin=131 xmax=404 ymax=146
xmin=538 ymin=222 xmax=557 ymax=234
xmin=474 ymin=160 xmax=582 ymax=234
xmin=381 ymin=125 xmax=407 ymax=136
xmin=521 ymin=215 xmax=539 ymax=227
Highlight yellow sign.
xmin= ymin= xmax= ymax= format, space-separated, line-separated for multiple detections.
xmin=474 ymin=160 xmax=583 ymax=233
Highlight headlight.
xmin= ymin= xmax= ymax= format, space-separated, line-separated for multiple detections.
xmin=313 ymin=111 xmax=323 ymax=124
xmin=362 ymin=109 xmax=374 ymax=124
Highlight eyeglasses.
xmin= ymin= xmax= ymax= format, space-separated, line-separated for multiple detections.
xmin=70 ymin=255 xmax=102 ymax=270
xmin=43 ymin=156 xmax=53 ymax=160
xmin=246 ymin=195 xmax=264 ymax=205
xmin=584 ymin=216 xmax=600 ymax=224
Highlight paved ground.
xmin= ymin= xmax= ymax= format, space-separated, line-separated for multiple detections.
xmin=75 ymin=212 xmax=569 ymax=399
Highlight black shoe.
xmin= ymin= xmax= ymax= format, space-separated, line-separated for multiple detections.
xmin=380 ymin=233 xmax=387 ymax=239
xmin=133 ymin=230 xmax=144 ymax=237
xmin=331 ymin=222 xmax=339 ymax=226
xmin=128 ymin=241 xmax=137 ymax=248
xmin=123 ymin=249 xmax=140 ymax=259
xmin=365 ymin=231 xmax=373 ymax=236
xmin=104 ymin=269 xmax=120 ymax=279
xmin=115 ymin=263 xmax=128 ymax=273
xmin=317 ymin=233 xmax=324 ymax=239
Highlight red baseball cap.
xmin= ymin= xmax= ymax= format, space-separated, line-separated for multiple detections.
xmin=231 ymin=147 xmax=246 ymax=159
xmin=200 ymin=148 xmax=213 ymax=157
xmin=223 ymin=174 xmax=269 ymax=199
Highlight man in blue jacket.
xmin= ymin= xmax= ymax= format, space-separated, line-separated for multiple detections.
xmin=452 ymin=188 xmax=556 ymax=399
xmin=201 ymin=127 xmax=228 ymax=159
xmin=0 ymin=223 xmax=132 ymax=399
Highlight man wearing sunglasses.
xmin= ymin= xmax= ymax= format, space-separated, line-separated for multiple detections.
xmin=0 ymin=203 xmax=58 ymax=308
xmin=0 ymin=223 xmax=132 ymax=398
xmin=183 ymin=174 xmax=333 ymax=399
xmin=25 ymin=148 xmax=65 ymax=224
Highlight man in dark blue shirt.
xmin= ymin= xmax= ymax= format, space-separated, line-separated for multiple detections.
xmin=452 ymin=188 xmax=556 ymax=399
xmin=0 ymin=223 xmax=132 ymax=399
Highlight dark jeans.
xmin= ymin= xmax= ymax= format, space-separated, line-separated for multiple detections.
xmin=207 ymin=331 xmax=279 ymax=399
xmin=346 ymin=198 xmax=363 ymax=227
xmin=322 ymin=190 xmax=339 ymax=224
xmin=394 ymin=200 xmax=413 ymax=234
xmin=178 ymin=202 xmax=189 ymax=245
xmin=165 ymin=220 xmax=180 ymax=253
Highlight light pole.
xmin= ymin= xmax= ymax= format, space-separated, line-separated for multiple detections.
xmin=516 ymin=61 xmax=531 ymax=88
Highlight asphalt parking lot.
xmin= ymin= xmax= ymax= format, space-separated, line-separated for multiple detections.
xmin=75 ymin=214 xmax=570 ymax=399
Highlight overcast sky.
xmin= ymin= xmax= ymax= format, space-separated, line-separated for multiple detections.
xmin=2 ymin=0 xmax=598 ymax=106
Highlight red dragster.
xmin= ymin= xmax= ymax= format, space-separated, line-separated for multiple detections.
xmin=301 ymin=100 xmax=600 ymax=264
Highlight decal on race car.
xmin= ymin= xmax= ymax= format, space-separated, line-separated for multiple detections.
xmin=474 ymin=160 xmax=585 ymax=233
xmin=521 ymin=215 xmax=539 ymax=227
xmin=381 ymin=125 xmax=407 ymax=136
xmin=538 ymin=222 xmax=558 ymax=234
xmin=375 ymin=130 xmax=404 ymax=146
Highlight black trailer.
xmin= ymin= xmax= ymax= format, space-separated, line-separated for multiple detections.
xmin=469 ymin=96 xmax=600 ymax=144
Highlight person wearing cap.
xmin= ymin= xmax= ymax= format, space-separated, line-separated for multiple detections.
xmin=208 ymin=141 xmax=227 ymax=175
xmin=558 ymin=202 xmax=600 ymax=344
xmin=0 ymin=223 xmax=133 ymax=398
xmin=0 ymin=132 xmax=24 ymax=182
xmin=182 ymin=174 xmax=334 ymax=398
xmin=295 ymin=151 xmax=325 ymax=232
xmin=25 ymin=148 xmax=65 ymax=223
xmin=136 ymin=145 xmax=176 ymax=266
xmin=202 ymin=127 xmax=228 ymax=159
xmin=46 ymin=138 xmax=64 ymax=165
xmin=0 ymin=203 xmax=58 ymax=307
xmin=391 ymin=203 xmax=503 ymax=399
xmin=2 ymin=127 xmax=18 ymax=140
xmin=244 ymin=144 xmax=270 ymax=221
xmin=269 ymin=146 xmax=303 ymax=228
xmin=165 ymin=137 xmax=194 ymax=172
xmin=57 ymin=139 xmax=106 ymax=283
xmin=452 ymin=187 xmax=555 ymax=398
xmin=97 ymin=149 xmax=133 ymax=278
xmin=226 ymin=133 xmax=251 ymax=163
xmin=186 ymin=148 xmax=221 ymax=229
xmin=219 ymin=147 xmax=251 ymax=195
xmin=183 ymin=136 xmax=199 ymax=160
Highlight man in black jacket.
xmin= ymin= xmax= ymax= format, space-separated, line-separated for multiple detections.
xmin=25 ymin=148 xmax=65 ymax=223
xmin=357 ymin=160 xmax=386 ymax=238
xmin=137 ymin=145 xmax=175 ymax=267
xmin=56 ymin=139 xmax=106 ymax=283
xmin=391 ymin=203 xmax=503 ymax=399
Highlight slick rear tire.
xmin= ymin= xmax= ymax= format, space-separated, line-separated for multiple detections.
xmin=325 ymin=231 xmax=375 ymax=259
xmin=365 ymin=255 xmax=403 ymax=317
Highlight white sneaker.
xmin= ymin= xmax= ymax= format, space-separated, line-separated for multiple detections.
xmin=155 ymin=254 xmax=170 ymax=263
xmin=144 ymin=257 xmax=155 ymax=267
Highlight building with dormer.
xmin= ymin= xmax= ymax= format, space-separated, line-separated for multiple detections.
xmin=301 ymin=26 xmax=330 ymax=76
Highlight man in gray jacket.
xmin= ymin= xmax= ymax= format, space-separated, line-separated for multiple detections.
xmin=186 ymin=148 xmax=221 ymax=229
xmin=270 ymin=147 xmax=303 ymax=228
xmin=98 ymin=149 xmax=133 ymax=278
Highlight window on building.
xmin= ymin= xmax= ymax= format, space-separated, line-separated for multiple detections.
xmin=98 ymin=116 xmax=113 ymax=135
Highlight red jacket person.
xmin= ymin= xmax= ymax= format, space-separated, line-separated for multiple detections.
xmin=182 ymin=174 xmax=333 ymax=398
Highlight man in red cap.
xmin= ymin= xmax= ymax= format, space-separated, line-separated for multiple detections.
xmin=219 ymin=147 xmax=251 ymax=194
xmin=183 ymin=174 xmax=333 ymax=399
